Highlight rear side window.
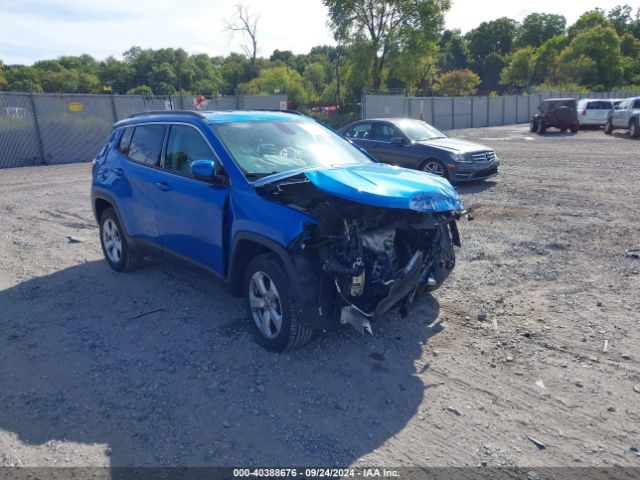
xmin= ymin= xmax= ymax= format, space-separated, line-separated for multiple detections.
xmin=634 ymin=100 xmax=640 ymax=109
xmin=344 ymin=123 xmax=373 ymax=140
xmin=118 ymin=127 xmax=134 ymax=154
xmin=164 ymin=125 xmax=216 ymax=177
xmin=586 ymin=101 xmax=613 ymax=110
xmin=128 ymin=125 xmax=166 ymax=166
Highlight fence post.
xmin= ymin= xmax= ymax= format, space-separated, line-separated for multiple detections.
xmin=451 ymin=97 xmax=455 ymax=129
xmin=28 ymin=93 xmax=46 ymax=166
xmin=527 ymin=94 xmax=530 ymax=121
xmin=179 ymin=95 xmax=185 ymax=110
xmin=502 ymin=95 xmax=506 ymax=125
xmin=515 ymin=95 xmax=519 ymax=123
xmin=470 ymin=96 xmax=474 ymax=128
xmin=486 ymin=96 xmax=490 ymax=127
xmin=430 ymin=96 xmax=435 ymax=125
xmin=110 ymin=93 xmax=118 ymax=122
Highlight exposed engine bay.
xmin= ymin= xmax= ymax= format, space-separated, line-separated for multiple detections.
xmin=257 ymin=175 xmax=462 ymax=334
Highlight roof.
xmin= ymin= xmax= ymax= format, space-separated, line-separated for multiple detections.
xmin=115 ymin=109 xmax=307 ymax=128
xmin=542 ymin=98 xmax=577 ymax=102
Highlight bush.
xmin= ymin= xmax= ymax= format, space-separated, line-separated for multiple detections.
xmin=432 ymin=69 xmax=480 ymax=96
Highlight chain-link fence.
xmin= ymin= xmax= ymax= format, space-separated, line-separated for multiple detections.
xmin=0 ymin=92 xmax=287 ymax=169
xmin=362 ymin=91 xmax=640 ymax=131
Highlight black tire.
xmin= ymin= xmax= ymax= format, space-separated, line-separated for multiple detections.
xmin=604 ymin=119 xmax=613 ymax=135
xmin=530 ymin=119 xmax=538 ymax=133
xmin=538 ymin=121 xmax=547 ymax=134
xmin=99 ymin=208 xmax=143 ymax=272
xmin=244 ymin=253 xmax=314 ymax=352
xmin=422 ymin=159 xmax=449 ymax=179
xmin=629 ymin=119 xmax=640 ymax=138
xmin=570 ymin=125 xmax=579 ymax=133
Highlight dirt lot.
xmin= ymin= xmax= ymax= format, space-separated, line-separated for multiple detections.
xmin=0 ymin=125 xmax=639 ymax=469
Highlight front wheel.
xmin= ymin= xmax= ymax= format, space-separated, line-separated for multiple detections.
xmin=99 ymin=208 xmax=143 ymax=272
xmin=244 ymin=253 xmax=314 ymax=352
xmin=530 ymin=119 xmax=538 ymax=133
xmin=538 ymin=121 xmax=547 ymax=134
xmin=422 ymin=159 xmax=448 ymax=179
xmin=604 ymin=119 xmax=613 ymax=135
xmin=629 ymin=120 xmax=640 ymax=138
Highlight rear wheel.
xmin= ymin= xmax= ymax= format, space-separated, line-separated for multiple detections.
xmin=570 ymin=124 xmax=579 ymax=133
xmin=604 ymin=119 xmax=613 ymax=135
xmin=629 ymin=119 xmax=640 ymax=138
xmin=99 ymin=208 xmax=143 ymax=272
xmin=422 ymin=159 xmax=448 ymax=179
xmin=530 ymin=119 xmax=538 ymax=133
xmin=244 ymin=253 xmax=314 ymax=352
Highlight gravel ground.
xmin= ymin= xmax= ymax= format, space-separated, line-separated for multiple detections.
xmin=0 ymin=124 xmax=639 ymax=469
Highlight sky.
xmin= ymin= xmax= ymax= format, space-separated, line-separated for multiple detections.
xmin=1 ymin=0 xmax=638 ymax=65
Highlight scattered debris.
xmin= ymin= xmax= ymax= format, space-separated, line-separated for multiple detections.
xmin=66 ymin=235 xmax=85 ymax=244
xmin=126 ymin=309 xmax=166 ymax=321
xmin=477 ymin=314 xmax=487 ymax=322
xmin=222 ymin=420 xmax=230 ymax=428
xmin=575 ymin=380 xmax=584 ymax=388
xmin=603 ymin=339 xmax=609 ymax=353
xmin=607 ymin=406 xmax=617 ymax=412
xmin=626 ymin=247 xmax=640 ymax=259
xmin=528 ymin=436 xmax=546 ymax=450
xmin=535 ymin=380 xmax=546 ymax=389
xmin=633 ymin=385 xmax=640 ymax=394
xmin=446 ymin=406 xmax=463 ymax=416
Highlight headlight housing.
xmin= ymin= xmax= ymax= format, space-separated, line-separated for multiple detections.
xmin=450 ymin=152 xmax=471 ymax=163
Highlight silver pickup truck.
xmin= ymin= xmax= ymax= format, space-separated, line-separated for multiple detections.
xmin=604 ymin=96 xmax=640 ymax=138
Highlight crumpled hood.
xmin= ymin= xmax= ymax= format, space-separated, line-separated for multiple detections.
xmin=304 ymin=164 xmax=463 ymax=212
xmin=418 ymin=137 xmax=491 ymax=153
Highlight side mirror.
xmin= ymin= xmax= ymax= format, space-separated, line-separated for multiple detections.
xmin=190 ymin=159 xmax=227 ymax=184
xmin=390 ymin=136 xmax=405 ymax=146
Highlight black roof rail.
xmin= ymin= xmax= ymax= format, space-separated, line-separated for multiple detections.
xmin=248 ymin=108 xmax=304 ymax=116
xmin=128 ymin=110 xmax=207 ymax=119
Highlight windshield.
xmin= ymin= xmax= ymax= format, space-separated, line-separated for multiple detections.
xmin=212 ymin=120 xmax=374 ymax=179
xmin=394 ymin=119 xmax=447 ymax=142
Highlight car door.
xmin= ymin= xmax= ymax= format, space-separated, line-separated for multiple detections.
xmin=370 ymin=122 xmax=417 ymax=167
xmin=613 ymin=100 xmax=629 ymax=127
xmin=117 ymin=124 xmax=167 ymax=246
xmin=154 ymin=123 xmax=229 ymax=276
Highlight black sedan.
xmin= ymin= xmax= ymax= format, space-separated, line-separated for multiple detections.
xmin=338 ymin=118 xmax=499 ymax=182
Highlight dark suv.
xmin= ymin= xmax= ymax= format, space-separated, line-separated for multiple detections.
xmin=530 ymin=98 xmax=579 ymax=134
xmin=91 ymin=110 xmax=465 ymax=351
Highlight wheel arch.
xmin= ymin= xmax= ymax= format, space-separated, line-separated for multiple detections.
xmin=227 ymin=232 xmax=299 ymax=298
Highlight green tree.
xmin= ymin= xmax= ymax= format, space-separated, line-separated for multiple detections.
xmin=0 ymin=60 xmax=7 ymax=90
xmin=432 ymin=69 xmax=480 ymax=96
xmin=466 ymin=17 xmax=518 ymax=66
xmin=532 ymin=34 xmax=569 ymax=84
xmin=500 ymin=47 xmax=536 ymax=92
xmin=607 ymin=4 xmax=633 ymax=35
xmin=127 ymin=85 xmax=154 ymax=95
xmin=323 ymin=0 xmax=449 ymax=90
xmin=557 ymin=25 xmax=623 ymax=89
xmin=438 ymin=29 xmax=469 ymax=72
xmin=567 ymin=9 xmax=610 ymax=38
xmin=241 ymin=66 xmax=312 ymax=105
xmin=99 ymin=56 xmax=134 ymax=94
xmin=516 ymin=13 xmax=566 ymax=48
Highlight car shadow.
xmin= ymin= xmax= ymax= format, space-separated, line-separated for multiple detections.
xmin=536 ymin=131 xmax=578 ymax=137
xmin=613 ymin=132 xmax=638 ymax=140
xmin=455 ymin=180 xmax=497 ymax=195
xmin=0 ymin=259 xmax=442 ymax=471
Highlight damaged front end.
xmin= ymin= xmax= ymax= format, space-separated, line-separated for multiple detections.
xmin=255 ymin=165 xmax=464 ymax=334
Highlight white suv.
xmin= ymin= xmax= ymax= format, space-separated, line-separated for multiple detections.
xmin=604 ymin=97 xmax=640 ymax=138
xmin=576 ymin=99 xmax=613 ymax=127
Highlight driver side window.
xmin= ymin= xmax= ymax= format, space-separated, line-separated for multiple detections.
xmin=374 ymin=123 xmax=401 ymax=142
xmin=164 ymin=125 xmax=216 ymax=177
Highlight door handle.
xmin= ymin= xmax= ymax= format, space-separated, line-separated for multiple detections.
xmin=154 ymin=182 xmax=172 ymax=192
xmin=113 ymin=168 xmax=124 ymax=177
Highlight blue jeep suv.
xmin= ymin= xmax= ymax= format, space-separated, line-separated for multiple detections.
xmin=92 ymin=110 xmax=464 ymax=351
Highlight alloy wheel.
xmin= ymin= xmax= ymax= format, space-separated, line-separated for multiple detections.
xmin=102 ymin=218 xmax=122 ymax=264
xmin=248 ymin=271 xmax=283 ymax=339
